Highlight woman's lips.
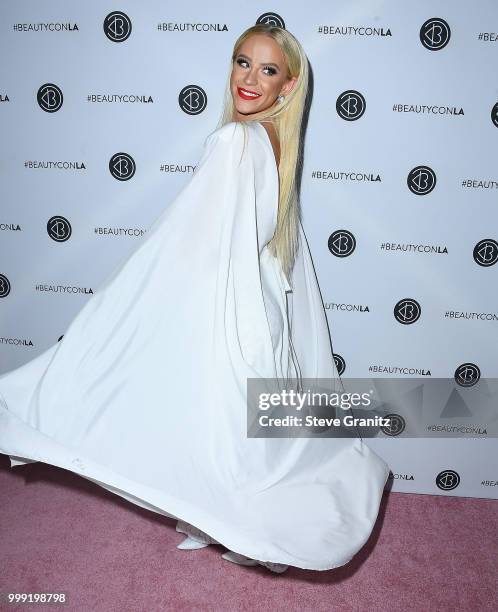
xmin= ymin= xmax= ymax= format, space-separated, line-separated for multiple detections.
xmin=237 ymin=86 xmax=262 ymax=101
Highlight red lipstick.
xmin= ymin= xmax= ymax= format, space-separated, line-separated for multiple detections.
xmin=237 ymin=86 xmax=262 ymax=101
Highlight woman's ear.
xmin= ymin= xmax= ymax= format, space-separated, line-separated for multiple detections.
xmin=281 ymin=77 xmax=297 ymax=97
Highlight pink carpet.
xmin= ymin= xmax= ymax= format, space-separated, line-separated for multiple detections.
xmin=0 ymin=453 xmax=496 ymax=612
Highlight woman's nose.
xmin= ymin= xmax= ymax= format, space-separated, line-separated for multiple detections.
xmin=243 ymin=69 xmax=258 ymax=86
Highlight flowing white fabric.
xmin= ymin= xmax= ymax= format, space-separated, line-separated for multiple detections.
xmin=0 ymin=121 xmax=389 ymax=571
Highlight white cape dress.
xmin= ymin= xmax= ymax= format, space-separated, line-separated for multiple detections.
xmin=0 ymin=120 xmax=390 ymax=571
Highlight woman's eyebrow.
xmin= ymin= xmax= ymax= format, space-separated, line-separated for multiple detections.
xmin=236 ymin=53 xmax=280 ymax=69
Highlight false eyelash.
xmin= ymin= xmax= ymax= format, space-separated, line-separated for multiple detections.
xmin=236 ymin=58 xmax=277 ymax=75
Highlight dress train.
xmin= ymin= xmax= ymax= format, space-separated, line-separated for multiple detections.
xmin=0 ymin=121 xmax=390 ymax=571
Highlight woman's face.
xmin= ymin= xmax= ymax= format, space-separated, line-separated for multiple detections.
xmin=230 ymin=34 xmax=296 ymax=120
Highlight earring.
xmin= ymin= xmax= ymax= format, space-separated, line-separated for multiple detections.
xmin=277 ymin=94 xmax=285 ymax=103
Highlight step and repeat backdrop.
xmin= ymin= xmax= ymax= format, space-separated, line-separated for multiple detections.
xmin=0 ymin=1 xmax=497 ymax=499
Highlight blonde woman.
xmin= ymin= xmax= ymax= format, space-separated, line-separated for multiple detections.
xmin=0 ymin=24 xmax=389 ymax=575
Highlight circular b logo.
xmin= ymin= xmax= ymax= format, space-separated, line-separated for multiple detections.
xmin=394 ymin=298 xmax=421 ymax=324
xmin=381 ymin=413 xmax=405 ymax=436
xmin=47 ymin=216 xmax=72 ymax=242
xmin=37 ymin=83 xmax=63 ymax=113
xmin=179 ymin=85 xmax=207 ymax=115
xmin=328 ymin=230 xmax=356 ymax=257
xmin=420 ymin=18 xmax=451 ymax=51
xmin=491 ymin=102 xmax=498 ymax=128
xmin=336 ymin=90 xmax=366 ymax=121
xmin=473 ymin=239 xmax=498 ymax=267
xmin=333 ymin=353 xmax=346 ymax=376
xmin=104 ymin=11 xmax=132 ymax=42
xmin=256 ymin=13 xmax=285 ymax=28
xmin=436 ymin=469 xmax=460 ymax=491
xmin=109 ymin=152 xmax=136 ymax=181
xmin=407 ymin=166 xmax=436 ymax=195
xmin=0 ymin=273 xmax=11 ymax=297
xmin=454 ymin=363 xmax=480 ymax=387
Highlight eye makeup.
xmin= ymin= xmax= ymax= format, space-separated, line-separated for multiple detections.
xmin=234 ymin=54 xmax=280 ymax=75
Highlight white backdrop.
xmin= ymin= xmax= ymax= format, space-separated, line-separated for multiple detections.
xmin=1 ymin=1 xmax=497 ymax=499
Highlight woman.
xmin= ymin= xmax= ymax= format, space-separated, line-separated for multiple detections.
xmin=0 ymin=24 xmax=390 ymax=574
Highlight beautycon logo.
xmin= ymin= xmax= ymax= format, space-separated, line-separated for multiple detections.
xmin=256 ymin=13 xmax=285 ymax=29
xmin=328 ymin=230 xmax=356 ymax=257
xmin=178 ymin=85 xmax=207 ymax=115
xmin=473 ymin=239 xmax=498 ymax=267
xmin=454 ymin=363 xmax=481 ymax=387
xmin=109 ymin=153 xmax=136 ymax=180
xmin=491 ymin=102 xmax=498 ymax=128
xmin=103 ymin=11 xmax=132 ymax=42
xmin=47 ymin=216 xmax=72 ymax=242
xmin=436 ymin=469 xmax=460 ymax=490
xmin=394 ymin=299 xmax=421 ymax=325
xmin=407 ymin=166 xmax=436 ymax=195
xmin=420 ymin=18 xmax=451 ymax=51
xmin=37 ymin=83 xmax=63 ymax=112
xmin=381 ymin=413 xmax=406 ymax=436
xmin=0 ymin=273 xmax=11 ymax=297
xmin=333 ymin=353 xmax=346 ymax=376
xmin=336 ymin=90 xmax=366 ymax=121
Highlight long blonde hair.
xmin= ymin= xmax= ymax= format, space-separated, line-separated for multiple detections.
xmin=216 ymin=24 xmax=309 ymax=285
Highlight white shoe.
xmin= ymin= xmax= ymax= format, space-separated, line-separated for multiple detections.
xmin=175 ymin=519 xmax=218 ymax=550
xmin=258 ymin=560 xmax=289 ymax=574
xmin=221 ymin=551 xmax=258 ymax=566
xmin=222 ymin=550 xmax=289 ymax=573
xmin=176 ymin=535 xmax=210 ymax=550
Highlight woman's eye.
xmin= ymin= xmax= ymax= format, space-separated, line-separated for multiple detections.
xmin=236 ymin=58 xmax=276 ymax=76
